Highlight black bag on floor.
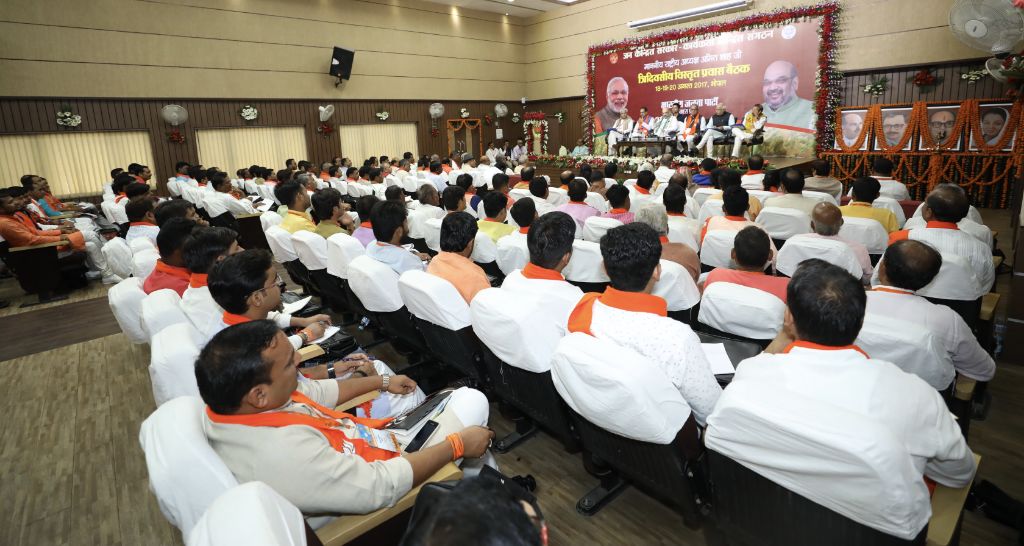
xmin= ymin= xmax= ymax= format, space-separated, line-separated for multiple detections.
xmin=969 ymin=479 xmax=1024 ymax=543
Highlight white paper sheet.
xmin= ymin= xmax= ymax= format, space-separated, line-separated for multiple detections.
xmin=701 ymin=343 xmax=735 ymax=375
xmin=310 ymin=325 xmax=340 ymax=345
xmin=281 ymin=296 xmax=312 ymax=315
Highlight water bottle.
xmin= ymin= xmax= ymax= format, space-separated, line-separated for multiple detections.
xmin=358 ymin=316 xmax=370 ymax=330
xmin=993 ymin=320 xmax=1006 ymax=358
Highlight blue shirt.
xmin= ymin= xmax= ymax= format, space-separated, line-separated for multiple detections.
xmin=38 ymin=198 xmax=61 ymax=217
xmin=692 ymin=172 xmax=713 ymax=186
xmin=365 ymin=241 xmax=426 ymax=275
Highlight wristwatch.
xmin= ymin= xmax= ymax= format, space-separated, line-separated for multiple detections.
xmin=298 ymin=331 xmax=309 ymax=345
xmin=326 ymin=363 xmax=336 ymax=379
xmin=379 ymin=374 xmax=391 ymax=392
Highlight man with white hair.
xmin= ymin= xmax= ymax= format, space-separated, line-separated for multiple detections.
xmin=694 ymin=104 xmax=735 ymax=157
xmin=594 ymin=76 xmax=629 ymax=133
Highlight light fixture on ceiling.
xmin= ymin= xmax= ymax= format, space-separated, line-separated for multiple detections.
xmin=627 ymin=0 xmax=751 ymax=29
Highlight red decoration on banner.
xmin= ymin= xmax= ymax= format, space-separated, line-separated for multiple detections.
xmin=524 ymin=112 xmax=547 ymax=120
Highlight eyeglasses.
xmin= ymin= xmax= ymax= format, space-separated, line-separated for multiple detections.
xmin=250 ymin=273 xmax=284 ymax=298
xmin=929 ymin=121 xmax=955 ymax=129
xmin=882 ymin=123 xmax=906 ymax=131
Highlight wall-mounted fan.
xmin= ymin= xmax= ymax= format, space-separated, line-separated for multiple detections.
xmin=319 ymin=105 xmax=335 ymax=122
xmin=949 ymin=0 xmax=1024 ymax=55
xmin=161 ymin=104 xmax=188 ymax=126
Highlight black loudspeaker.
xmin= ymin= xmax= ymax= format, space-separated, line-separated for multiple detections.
xmin=330 ymin=47 xmax=355 ymax=80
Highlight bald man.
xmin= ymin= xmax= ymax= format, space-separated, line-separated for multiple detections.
xmin=761 ymin=60 xmax=815 ymax=130
xmin=798 ymin=202 xmax=873 ymax=282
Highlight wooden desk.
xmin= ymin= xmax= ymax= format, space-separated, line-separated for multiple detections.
xmin=926 ymin=453 xmax=981 ymax=546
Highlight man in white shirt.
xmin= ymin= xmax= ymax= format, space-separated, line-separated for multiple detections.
xmin=861 ymin=240 xmax=995 ymax=389
xmin=407 ymin=184 xmax=445 ymax=240
xmin=366 ymin=200 xmax=430 ymax=275
xmin=888 ymin=185 xmax=994 ymax=297
xmin=629 ymin=171 xmax=656 ymax=212
xmin=567 ymin=222 xmax=721 ymax=424
xmin=650 ymin=108 xmax=682 ymax=152
xmin=695 ymin=104 xmax=736 ymax=158
xmin=424 ymin=161 xmax=448 ymax=193
xmin=763 ymin=168 xmax=820 ymax=216
xmin=501 ymin=212 xmax=584 ymax=332
xmin=905 ymin=184 xmax=991 ymax=248
xmin=527 ymin=179 xmax=556 ymax=216
xmin=124 ymin=199 xmax=160 ymax=247
xmin=707 ymin=259 xmax=975 ymax=539
xmin=510 ymin=140 xmax=528 ymax=163
xmin=739 ymin=155 xmax=767 ymax=191
xmin=485 ymin=142 xmax=500 ymax=164
xmin=796 ymin=202 xmax=872 ymax=282
xmin=180 ymin=226 xmax=242 ymax=335
xmin=206 ymin=172 xmax=257 ymax=218
xmin=653 ymin=154 xmax=676 ymax=185
xmin=476 ymin=156 xmax=502 ymax=190
xmin=867 ymin=157 xmax=910 ymax=201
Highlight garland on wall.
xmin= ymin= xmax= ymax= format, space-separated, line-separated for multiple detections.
xmin=584 ymin=2 xmax=842 ymax=153
xmin=523 ymin=112 xmax=549 ymax=155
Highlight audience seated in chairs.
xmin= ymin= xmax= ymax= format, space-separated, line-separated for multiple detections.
xmin=180 ymin=226 xmax=241 ymax=335
xmin=350 ymin=195 xmax=380 ymax=247
xmin=904 ymin=185 xmax=991 ymax=248
xmin=155 ymin=198 xmax=207 ymax=228
xmin=527 ymin=178 xmax=556 ymax=216
xmin=477 ymin=192 xmax=516 ymax=243
xmin=662 ymin=185 xmax=700 ymax=240
xmin=787 ymin=202 xmax=873 ymax=283
xmin=125 ymin=199 xmax=160 ymax=248
xmin=142 ymin=217 xmax=196 ymax=296
xmin=739 ymin=155 xmax=766 ymax=191
xmin=195 ymin=320 xmax=494 ymax=524
xmin=513 ymin=166 xmax=534 ymax=190
xmin=311 ymin=188 xmax=355 ymax=239
xmin=839 ymin=176 xmax=901 ymax=234
xmin=454 ymin=174 xmax=480 ymax=218
xmin=702 ymin=169 xmax=763 ymax=222
xmin=635 ymin=204 xmax=699 ymax=281
xmin=407 ymin=184 xmax=445 ymax=240
xmin=630 ymin=171 xmax=656 ymax=212
xmin=701 ymin=187 xmax=776 ymax=257
xmin=805 ymin=158 xmax=843 ymax=199
xmin=555 ymin=180 xmax=599 ymax=233
xmin=366 ymin=200 xmax=431 ymax=275
xmin=275 ymin=182 xmax=316 ymax=234
xmin=763 ymin=168 xmax=819 ymax=216
xmin=859 ymin=240 xmax=995 ymax=390
xmin=706 ymin=259 xmax=975 ymax=539
xmin=888 ymin=184 xmax=994 ymax=297
xmin=426 ymin=212 xmax=490 ymax=305
xmin=566 ymin=222 xmax=721 ymax=424
xmin=703 ymin=225 xmax=788 ymax=301
xmin=600 ymin=184 xmax=634 ymax=224
xmin=866 ymin=157 xmax=910 ymax=201
xmin=509 ymin=198 xmax=537 ymax=235
xmin=205 ymin=172 xmax=256 ymax=220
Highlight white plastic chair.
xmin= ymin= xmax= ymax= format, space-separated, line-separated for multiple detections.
xmin=132 ymin=248 xmax=160 ymax=280
xmin=692 ymin=187 xmax=718 ymax=209
xmin=325 ymin=232 xmax=366 ymax=280
xmin=471 ymin=288 xmax=561 ymax=373
xmin=496 ymin=234 xmax=529 ymax=275
xmin=699 ymin=230 xmax=739 ymax=269
xmin=187 ymin=482 xmax=306 ymax=546
xmin=667 ymin=223 xmax=699 ymax=252
xmin=838 ymin=216 xmax=889 ymax=255
xmin=562 ymin=240 xmax=609 ymax=284
xmin=547 ymin=187 xmax=569 ymax=207
xmin=141 ymin=288 xmax=190 ymax=340
xmin=698 ymin=281 xmax=786 ymax=340
xmin=291 ymin=230 xmax=329 ymax=272
xmin=652 ymin=259 xmax=700 ymax=312
xmin=776 ymin=235 xmax=863 ymax=279
xmin=873 ymin=197 xmax=906 ymax=228
xmin=348 ymin=255 xmax=405 ymax=313
xmin=398 ymin=269 xmax=472 ymax=330
xmin=108 ymin=277 xmax=149 ymax=344
xmin=803 ymin=190 xmax=839 ymax=206
xmin=102 ymin=237 xmax=134 ymax=280
xmin=265 ymin=225 xmax=299 ymax=263
xmin=754 ymin=207 xmax=812 ymax=241
xmin=582 ymin=216 xmax=623 ymax=243
xmin=149 ymin=322 xmax=205 ymax=406
xmin=259 ymin=211 xmax=283 ymax=231
xmin=471 ymin=231 xmax=498 ymax=264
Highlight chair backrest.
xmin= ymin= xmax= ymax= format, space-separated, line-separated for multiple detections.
xmin=652 ymin=259 xmax=701 ymax=312
xmin=698 ymin=281 xmax=785 ymax=340
xmin=547 ymin=187 xmax=569 ymax=207
xmin=855 ymin=313 xmax=953 ymax=390
xmin=803 ymin=190 xmax=839 ymax=205
xmin=141 ymin=288 xmax=190 ymax=339
xmin=699 ymin=230 xmax=738 ymax=269
xmin=102 ymin=237 xmax=134 ymax=280
xmin=265 ymin=225 xmax=299 ymax=263
xmin=471 ymin=288 xmax=563 ymax=373
xmin=129 ymin=236 xmax=155 ymax=253
xmin=696 ymin=198 xmax=726 ymax=226
xmin=187 ymin=481 xmax=306 ymax=546
xmin=551 ymin=332 xmax=692 ymax=444
xmin=290 ymin=230 xmax=328 ymax=271
xmin=754 ymin=206 xmax=812 ymax=240
xmin=348 ymin=255 xmax=404 ymax=312
xmin=747 ymin=189 xmax=778 ymax=205
xmin=470 ymin=231 xmax=498 ymax=264
xmin=139 ymin=396 xmax=239 ymax=539
xmin=149 ymin=322 xmax=206 ymax=406
xmin=562 ymin=240 xmax=609 ymax=283
xmin=777 ymin=235 xmax=862 ymax=278
xmin=399 ymin=269 xmax=472 ymax=329
xmin=325 ymin=232 xmax=365 ymax=279
xmin=259 ymin=210 xmax=283 ymax=231
xmin=839 ymin=216 xmax=889 ymax=254
xmin=423 ymin=218 xmax=443 ymax=252
xmin=585 ymin=192 xmax=609 ymax=213
xmin=873 ymin=197 xmax=906 ymax=227
xmin=100 ymin=200 xmax=119 ymax=224
xmin=132 ymin=248 xmax=160 ymax=279
xmin=706 ymin=380 xmax=928 ymax=540
xmin=692 ymin=187 xmax=717 ymax=208
xmin=582 ymin=216 xmax=623 ymax=243
xmin=108 ymin=277 xmax=149 ymax=344
xmin=508 ymin=188 xmax=531 ymax=202
xmin=496 ymin=234 xmax=529 ymax=275
xmin=667 ymin=222 xmax=699 ymax=251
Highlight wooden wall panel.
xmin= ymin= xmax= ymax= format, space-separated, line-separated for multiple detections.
xmin=837 ymin=59 xmax=1011 ymax=106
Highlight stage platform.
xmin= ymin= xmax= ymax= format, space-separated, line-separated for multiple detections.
xmin=534 ymin=156 xmax=815 ymax=181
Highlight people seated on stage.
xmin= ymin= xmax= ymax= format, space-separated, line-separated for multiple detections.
xmin=206 ymin=172 xmax=257 ymax=218
xmin=904 ymin=184 xmax=992 ymax=247
xmin=653 ymin=154 xmax=676 ymax=185
xmin=763 ymin=168 xmax=819 ymax=216
xmin=567 ymin=223 xmax=721 ymax=424
xmin=867 ymin=157 xmax=910 ymax=201
xmin=570 ymin=139 xmax=590 ymax=157
xmin=425 ymin=162 xmax=448 ymax=193
xmin=352 ymin=195 xmax=381 ymax=247
xmin=207 ymin=249 xmax=329 ymax=348
xmin=703 ymin=169 xmax=763 ymax=221
xmin=678 ymin=104 xmax=703 ymax=154
xmin=367 ymin=200 xmax=431 ymax=275
xmin=701 ymin=187 xmax=775 ymax=257
xmin=600 ymin=184 xmax=634 ymax=224
xmin=607 ymin=109 xmax=634 ymax=154
xmin=454 ymin=174 xmax=479 ymax=218
xmin=500 ymin=211 xmax=583 ymax=330
xmin=528 ymin=178 xmax=556 ymax=216
xmin=275 ymin=182 xmax=316 ymax=234
xmin=635 ymin=204 xmax=699 ymax=281
xmin=864 ymin=240 xmax=995 ymax=389
xmin=663 ymin=184 xmax=700 ymax=241
xmin=514 ymin=167 xmax=535 ymax=190
xmin=888 ymin=185 xmax=994 ymax=295
xmin=426 ymin=212 xmax=490 ymax=304
xmin=180 ymin=226 xmax=241 ymax=334
xmin=839 ymin=177 xmax=900 ymax=233
xmin=511 ymin=139 xmax=528 ymax=163
xmin=477 ymin=193 xmax=516 ymax=243
xmin=739 ymin=155 xmax=766 ymax=190
xmin=125 ymin=199 xmax=160 ymax=247
xmin=790 ymin=202 xmax=873 ymax=283
xmin=143 ymin=217 xmax=196 ymax=296
xmin=709 ymin=260 xmax=974 ymax=538
xmin=155 ymin=198 xmax=207 ymax=227
xmin=408 ymin=185 xmax=445 ymax=240
xmin=555 ymin=180 xmax=599 ymax=233
xmin=510 ymin=198 xmax=537 ymax=235
xmin=311 ymin=188 xmax=355 ymax=239
xmin=630 ymin=106 xmax=654 ymax=140
xmin=630 ymin=171 xmax=656 ymax=212
xmin=703 ymin=226 xmax=788 ymax=302
xmin=805 ymin=159 xmax=843 ymax=199
xmin=650 ymin=107 xmax=682 ymax=151
xmin=691 ymin=158 xmax=717 ymax=186
xmin=695 ymin=104 xmax=736 ymax=157
xmin=730 ymin=104 xmax=767 ymax=158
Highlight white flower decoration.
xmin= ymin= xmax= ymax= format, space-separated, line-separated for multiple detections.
xmin=240 ymin=105 xmax=259 ymax=121
xmin=459 ymin=108 xmax=470 ymax=119
xmin=376 ymin=111 xmax=390 ymax=121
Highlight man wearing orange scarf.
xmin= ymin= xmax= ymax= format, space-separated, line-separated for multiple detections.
xmin=197 ymin=320 xmax=494 ymax=521
xmin=142 ymin=217 xmax=195 ymax=296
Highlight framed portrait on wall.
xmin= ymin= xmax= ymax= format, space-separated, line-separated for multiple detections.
xmin=969 ymin=103 xmax=1014 ymax=151
xmin=875 ymin=107 xmax=913 ymax=151
xmin=835 ymin=108 xmax=869 ymax=150
xmin=920 ymin=105 xmax=961 ymax=151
